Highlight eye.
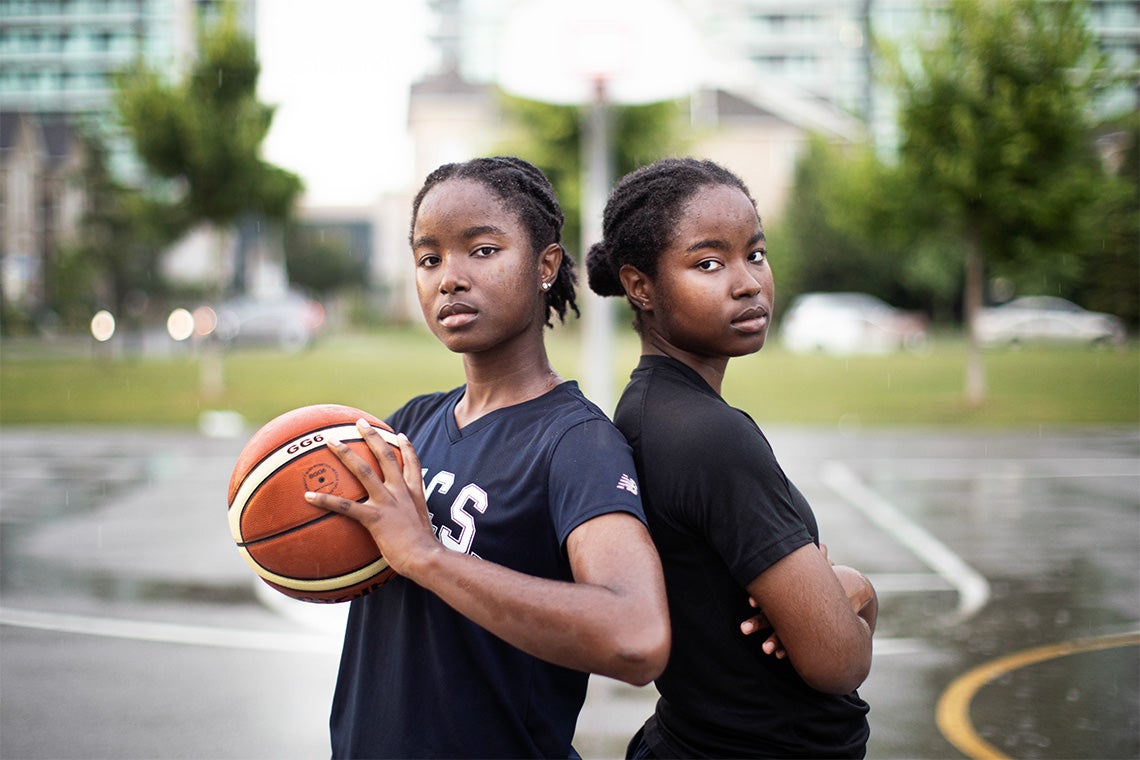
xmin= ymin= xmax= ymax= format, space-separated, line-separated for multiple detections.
xmin=696 ymin=259 xmax=724 ymax=272
xmin=417 ymin=253 xmax=440 ymax=268
xmin=472 ymin=245 xmax=498 ymax=257
xmin=749 ymin=249 xmax=767 ymax=264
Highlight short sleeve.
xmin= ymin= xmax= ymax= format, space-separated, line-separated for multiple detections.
xmin=651 ymin=408 xmax=814 ymax=588
xmin=547 ymin=419 xmax=647 ymax=546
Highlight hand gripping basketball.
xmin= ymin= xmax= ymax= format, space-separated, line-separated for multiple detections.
xmin=304 ymin=419 xmax=439 ymax=580
xmin=227 ymin=404 xmax=403 ymax=603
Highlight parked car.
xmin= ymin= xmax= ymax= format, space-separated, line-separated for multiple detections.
xmin=213 ymin=290 xmax=326 ymax=353
xmin=780 ymin=292 xmax=929 ymax=356
xmin=975 ymin=296 xmax=1126 ymax=348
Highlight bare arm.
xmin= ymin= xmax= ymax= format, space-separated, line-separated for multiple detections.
xmin=742 ymin=543 xmax=878 ymax=659
xmin=304 ymin=420 xmax=670 ymax=686
xmin=744 ymin=543 xmax=876 ymax=695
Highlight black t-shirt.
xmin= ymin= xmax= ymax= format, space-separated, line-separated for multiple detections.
xmin=614 ymin=355 xmax=870 ymax=759
xmin=330 ymin=382 xmax=647 ymax=759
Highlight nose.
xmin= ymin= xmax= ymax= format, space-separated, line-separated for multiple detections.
xmin=437 ymin=254 xmax=469 ymax=294
xmin=730 ymin=262 xmax=764 ymax=299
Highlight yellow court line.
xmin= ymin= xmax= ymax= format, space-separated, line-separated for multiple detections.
xmin=936 ymin=631 xmax=1140 ymax=760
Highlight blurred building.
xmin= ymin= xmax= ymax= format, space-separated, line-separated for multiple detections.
xmin=434 ymin=0 xmax=1138 ymax=157
xmin=0 ymin=0 xmax=252 ymax=319
xmin=0 ymin=111 xmax=85 ymax=313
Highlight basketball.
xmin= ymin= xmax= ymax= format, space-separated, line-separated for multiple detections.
xmin=227 ymin=403 xmax=402 ymax=603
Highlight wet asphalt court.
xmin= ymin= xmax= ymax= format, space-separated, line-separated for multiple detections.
xmin=0 ymin=425 xmax=1137 ymax=759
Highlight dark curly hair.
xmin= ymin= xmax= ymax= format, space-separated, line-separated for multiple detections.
xmin=410 ymin=156 xmax=579 ymax=327
xmin=586 ymin=158 xmax=758 ymax=308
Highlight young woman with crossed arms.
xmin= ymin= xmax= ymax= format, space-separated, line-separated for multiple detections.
xmin=305 ymin=156 xmax=669 ymax=759
xmin=587 ymin=157 xmax=876 ymax=759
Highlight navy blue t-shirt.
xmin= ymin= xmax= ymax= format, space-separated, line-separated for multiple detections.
xmin=330 ymin=381 xmax=646 ymax=759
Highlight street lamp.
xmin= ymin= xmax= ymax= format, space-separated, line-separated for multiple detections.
xmin=498 ymin=0 xmax=696 ymax=414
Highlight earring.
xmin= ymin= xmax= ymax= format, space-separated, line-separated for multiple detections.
xmin=541 ymin=282 xmax=551 ymax=291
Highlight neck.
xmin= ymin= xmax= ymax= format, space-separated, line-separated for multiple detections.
xmin=641 ymin=332 xmax=728 ymax=396
xmin=455 ymin=338 xmax=562 ymax=427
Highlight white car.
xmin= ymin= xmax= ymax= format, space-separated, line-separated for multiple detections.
xmin=779 ymin=292 xmax=929 ymax=356
xmin=214 ymin=290 xmax=326 ymax=353
xmin=975 ymin=296 xmax=1126 ymax=348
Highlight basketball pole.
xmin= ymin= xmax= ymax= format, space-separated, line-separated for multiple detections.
xmin=579 ymin=78 xmax=615 ymax=416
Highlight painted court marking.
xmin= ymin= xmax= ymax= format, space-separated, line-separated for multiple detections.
xmin=0 ymin=601 xmax=928 ymax=657
xmin=936 ymin=631 xmax=1140 ymax=759
xmin=821 ymin=460 xmax=991 ymax=625
xmin=0 ymin=605 xmax=341 ymax=654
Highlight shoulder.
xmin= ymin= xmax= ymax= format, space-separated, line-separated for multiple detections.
xmin=543 ymin=382 xmax=633 ymax=455
xmin=550 ymin=381 xmax=613 ymax=422
xmin=620 ymin=360 xmax=768 ymax=468
xmin=386 ymin=387 xmax=462 ymax=430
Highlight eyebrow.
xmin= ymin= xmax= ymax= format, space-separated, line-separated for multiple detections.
xmin=411 ymin=225 xmax=509 ymax=251
xmin=685 ymin=230 xmax=766 ymax=253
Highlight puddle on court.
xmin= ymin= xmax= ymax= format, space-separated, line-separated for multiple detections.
xmin=0 ymin=449 xmax=252 ymax=604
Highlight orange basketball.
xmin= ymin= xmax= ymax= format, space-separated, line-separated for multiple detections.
xmin=227 ymin=403 xmax=402 ymax=603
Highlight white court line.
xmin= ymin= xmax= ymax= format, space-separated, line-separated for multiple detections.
xmin=821 ymin=461 xmax=991 ymax=626
xmin=850 ymin=458 xmax=1139 ymax=480
xmin=866 ymin=572 xmax=954 ymax=593
xmin=0 ymin=603 xmax=926 ymax=657
xmin=0 ymin=606 xmax=341 ymax=654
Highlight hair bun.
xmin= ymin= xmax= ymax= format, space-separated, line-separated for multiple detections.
xmin=585 ymin=242 xmax=625 ymax=297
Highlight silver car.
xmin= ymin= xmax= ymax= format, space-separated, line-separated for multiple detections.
xmin=975 ymin=296 xmax=1126 ymax=348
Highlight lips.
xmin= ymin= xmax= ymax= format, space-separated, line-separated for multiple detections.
xmin=731 ymin=306 xmax=769 ymax=333
xmin=437 ymin=301 xmax=478 ymax=329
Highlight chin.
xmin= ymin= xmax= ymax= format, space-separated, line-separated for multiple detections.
xmin=730 ymin=338 xmax=766 ymax=358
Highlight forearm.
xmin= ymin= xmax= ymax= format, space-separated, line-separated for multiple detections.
xmin=834 ymin=564 xmax=878 ymax=635
xmin=405 ymin=545 xmax=667 ymax=685
xmin=748 ymin=546 xmax=875 ymax=694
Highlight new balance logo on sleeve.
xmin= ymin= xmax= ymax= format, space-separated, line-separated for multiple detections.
xmin=616 ymin=473 xmax=639 ymax=496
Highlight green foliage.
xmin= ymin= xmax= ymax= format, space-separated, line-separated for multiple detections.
xmin=892 ymin=0 xmax=1116 ymax=275
xmin=494 ymin=93 xmax=685 ymax=256
xmin=778 ymin=0 xmax=1129 ymax=327
xmin=771 ymin=136 xmax=960 ymax=314
xmin=1078 ymin=114 xmax=1140 ymax=327
xmin=113 ymin=3 xmax=302 ymax=227
xmin=283 ymin=224 xmax=369 ymax=296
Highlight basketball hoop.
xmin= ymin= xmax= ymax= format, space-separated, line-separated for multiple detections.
xmin=498 ymin=0 xmax=696 ymax=106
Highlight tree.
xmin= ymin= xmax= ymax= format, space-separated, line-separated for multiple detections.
xmin=55 ymin=127 xmax=188 ymax=330
xmin=890 ymin=0 xmax=1118 ymax=404
xmin=1078 ymin=114 xmax=1139 ymax=328
xmin=771 ymin=135 xmax=962 ymax=318
xmin=283 ymin=223 xmax=368 ymax=297
xmin=113 ymin=3 xmax=302 ymax=294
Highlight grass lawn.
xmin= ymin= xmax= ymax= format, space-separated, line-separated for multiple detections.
xmin=1 ymin=325 xmax=1137 ymax=429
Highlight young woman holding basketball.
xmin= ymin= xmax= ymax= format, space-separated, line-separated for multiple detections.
xmin=586 ymin=157 xmax=877 ymax=759
xmin=304 ymin=156 xmax=669 ymax=759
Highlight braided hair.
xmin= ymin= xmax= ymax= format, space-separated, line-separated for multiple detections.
xmin=410 ymin=156 xmax=579 ymax=327
xmin=585 ymin=158 xmax=757 ymax=328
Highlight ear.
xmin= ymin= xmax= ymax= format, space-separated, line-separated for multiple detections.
xmin=539 ymin=243 xmax=563 ymax=288
xmin=619 ymin=264 xmax=653 ymax=311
